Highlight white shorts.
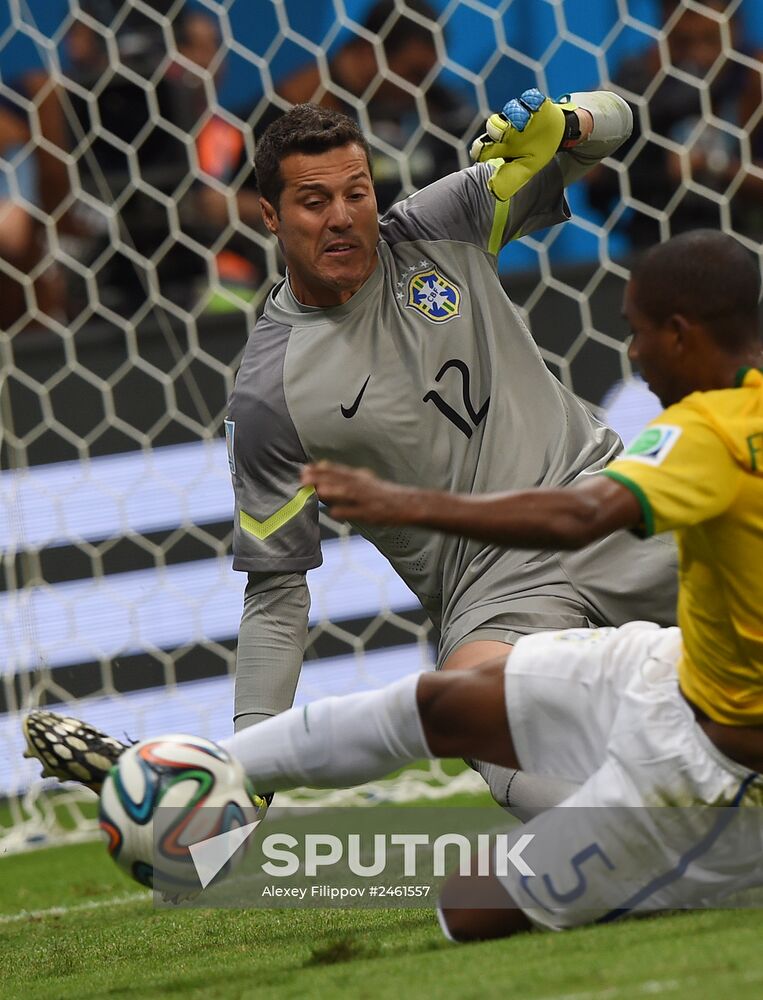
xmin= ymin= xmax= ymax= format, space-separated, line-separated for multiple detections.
xmin=499 ymin=622 xmax=763 ymax=930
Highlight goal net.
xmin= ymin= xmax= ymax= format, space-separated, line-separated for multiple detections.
xmin=2 ymin=0 xmax=761 ymax=851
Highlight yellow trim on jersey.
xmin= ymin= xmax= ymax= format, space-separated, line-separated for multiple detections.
xmin=487 ymin=160 xmax=511 ymax=255
xmin=600 ymin=468 xmax=655 ymax=537
xmin=240 ymin=486 xmax=315 ymax=541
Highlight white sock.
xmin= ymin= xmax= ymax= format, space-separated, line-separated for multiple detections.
xmin=219 ymin=673 xmax=433 ymax=791
xmin=476 ymin=762 xmax=581 ymax=821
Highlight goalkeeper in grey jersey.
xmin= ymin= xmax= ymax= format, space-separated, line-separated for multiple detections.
xmin=226 ymin=93 xmax=677 ymax=817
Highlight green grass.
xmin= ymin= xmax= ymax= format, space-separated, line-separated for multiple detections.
xmin=2 ymin=832 xmax=763 ymax=1000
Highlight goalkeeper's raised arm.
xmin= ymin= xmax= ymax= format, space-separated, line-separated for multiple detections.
xmin=380 ymin=88 xmax=630 ymax=256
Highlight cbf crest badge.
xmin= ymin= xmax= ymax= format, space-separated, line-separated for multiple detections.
xmin=407 ymin=267 xmax=461 ymax=323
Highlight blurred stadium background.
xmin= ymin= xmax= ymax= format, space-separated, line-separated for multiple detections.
xmin=1 ymin=0 xmax=762 ymax=849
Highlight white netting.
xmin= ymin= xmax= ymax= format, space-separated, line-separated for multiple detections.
xmin=2 ymin=0 xmax=761 ymax=851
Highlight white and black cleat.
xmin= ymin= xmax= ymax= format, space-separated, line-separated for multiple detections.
xmin=22 ymin=709 xmax=128 ymax=793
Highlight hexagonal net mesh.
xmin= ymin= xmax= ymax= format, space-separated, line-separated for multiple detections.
xmin=1 ymin=0 xmax=761 ymax=851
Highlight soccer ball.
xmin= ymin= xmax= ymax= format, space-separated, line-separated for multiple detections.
xmin=99 ymin=733 xmax=265 ymax=897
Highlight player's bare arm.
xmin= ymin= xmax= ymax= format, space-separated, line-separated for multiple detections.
xmin=301 ymin=461 xmax=642 ymax=550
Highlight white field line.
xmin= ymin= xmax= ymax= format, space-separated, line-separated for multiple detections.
xmin=539 ymin=966 xmax=763 ymax=1000
xmin=537 ymin=983 xmax=681 ymax=1000
xmin=0 ymin=890 xmax=149 ymax=925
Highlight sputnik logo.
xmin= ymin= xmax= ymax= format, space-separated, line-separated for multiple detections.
xmin=188 ymin=820 xmax=262 ymax=889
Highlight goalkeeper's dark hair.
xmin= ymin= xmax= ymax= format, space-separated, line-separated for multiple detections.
xmin=630 ymin=229 xmax=761 ymax=352
xmin=254 ymin=104 xmax=372 ymax=211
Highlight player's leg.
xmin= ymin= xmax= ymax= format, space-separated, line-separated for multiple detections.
xmin=437 ymin=544 xmax=614 ymax=820
xmin=417 ymin=658 xmax=517 ymax=762
xmin=23 ymin=661 xmax=519 ymax=794
xmin=23 ymin=624 xmax=642 ymax=798
xmin=439 ymin=624 xmax=630 ymax=942
xmin=444 ymin=531 xmax=675 ymax=821
xmin=438 ymin=622 xmax=686 ymax=941
xmin=21 ymin=627 xmax=611 ymax=803
xmin=446 ymin=625 xmax=762 ymax=940
xmin=221 ymin=660 xmax=521 ymax=791
xmin=440 ymin=638 xmax=510 ymax=672
xmin=23 ymin=624 xmax=642 ymax=801
xmin=439 ymin=763 xmax=621 ymax=942
xmin=442 ymin=638 xmax=582 ymax=819
xmin=438 ymin=867 xmax=533 ymax=940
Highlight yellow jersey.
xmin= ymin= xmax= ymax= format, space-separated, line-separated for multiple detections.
xmin=602 ymin=367 xmax=763 ymax=725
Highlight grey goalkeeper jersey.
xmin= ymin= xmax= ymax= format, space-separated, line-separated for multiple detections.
xmin=226 ymin=154 xmax=630 ymax=649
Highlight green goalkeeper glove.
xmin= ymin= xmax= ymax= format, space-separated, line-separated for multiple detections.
xmin=470 ymin=89 xmax=580 ymax=201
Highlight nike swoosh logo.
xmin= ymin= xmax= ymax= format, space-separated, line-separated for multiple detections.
xmin=340 ymin=375 xmax=371 ymax=418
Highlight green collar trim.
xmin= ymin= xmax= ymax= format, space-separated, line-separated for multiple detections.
xmin=734 ymin=366 xmax=763 ymax=388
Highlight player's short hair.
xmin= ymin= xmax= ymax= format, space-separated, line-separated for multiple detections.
xmin=254 ymin=104 xmax=373 ymax=210
xmin=630 ymin=229 xmax=761 ymax=351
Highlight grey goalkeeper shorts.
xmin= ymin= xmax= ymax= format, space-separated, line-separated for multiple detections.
xmin=437 ymin=529 xmax=678 ymax=666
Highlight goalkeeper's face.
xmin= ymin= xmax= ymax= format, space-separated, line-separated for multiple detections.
xmin=260 ymin=143 xmax=379 ymax=308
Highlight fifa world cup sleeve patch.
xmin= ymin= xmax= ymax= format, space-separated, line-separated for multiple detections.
xmin=224 ymin=419 xmax=236 ymax=475
xmin=621 ymin=424 xmax=682 ymax=466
